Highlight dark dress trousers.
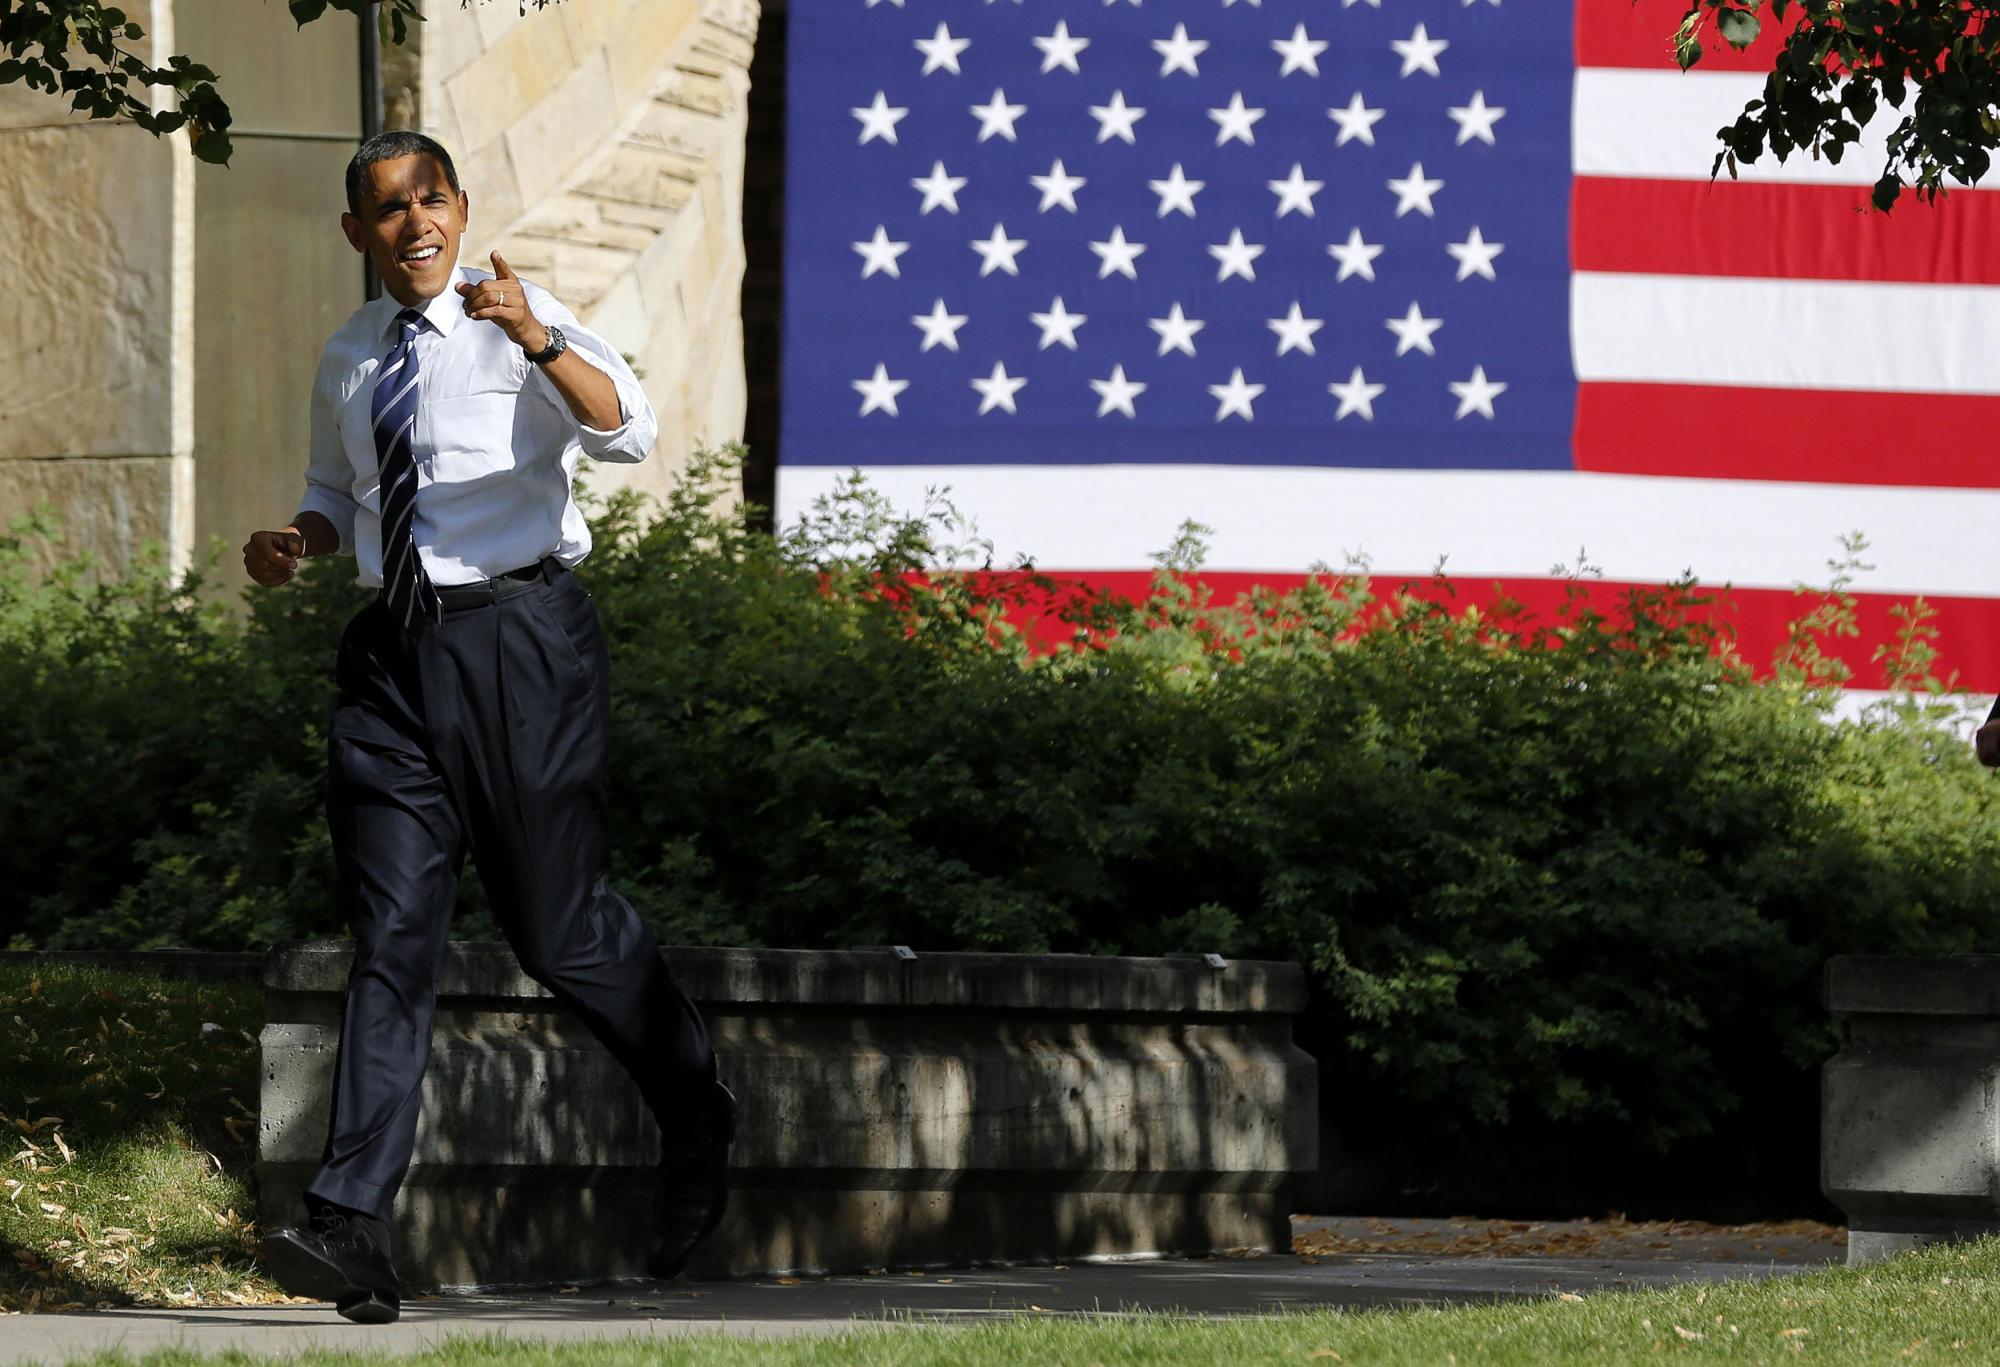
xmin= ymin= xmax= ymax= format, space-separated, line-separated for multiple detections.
xmin=304 ymin=558 xmax=715 ymax=1223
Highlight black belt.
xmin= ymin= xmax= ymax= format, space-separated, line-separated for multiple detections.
xmin=394 ymin=555 xmax=566 ymax=615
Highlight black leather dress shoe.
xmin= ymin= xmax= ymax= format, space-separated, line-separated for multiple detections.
xmin=259 ymin=1207 xmax=403 ymax=1324
xmin=646 ymin=1079 xmax=737 ymax=1280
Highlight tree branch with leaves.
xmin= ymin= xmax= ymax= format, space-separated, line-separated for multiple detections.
xmin=1673 ymin=1 xmax=2000 ymax=210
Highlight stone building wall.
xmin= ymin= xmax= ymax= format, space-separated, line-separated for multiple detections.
xmin=0 ymin=0 xmax=760 ymax=579
xmin=0 ymin=0 xmax=192 ymax=579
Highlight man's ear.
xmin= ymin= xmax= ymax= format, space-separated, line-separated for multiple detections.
xmin=456 ymin=190 xmax=470 ymax=231
xmin=340 ymin=211 xmax=364 ymax=254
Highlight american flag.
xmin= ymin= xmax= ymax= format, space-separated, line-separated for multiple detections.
xmin=776 ymin=0 xmax=2000 ymax=693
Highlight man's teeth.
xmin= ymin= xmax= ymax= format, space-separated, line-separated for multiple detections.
xmin=401 ymin=247 xmax=440 ymax=262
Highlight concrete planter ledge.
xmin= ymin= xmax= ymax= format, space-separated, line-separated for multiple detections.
xmin=1823 ymin=954 xmax=2000 ymax=1265
xmin=259 ymin=940 xmax=1319 ymax=1291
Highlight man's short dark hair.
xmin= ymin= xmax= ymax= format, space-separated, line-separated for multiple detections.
xmin=344 ymin=131 xmax=461 ymax=215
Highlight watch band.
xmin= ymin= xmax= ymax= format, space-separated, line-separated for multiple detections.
xmin=526 ymin=323 xmax=567 ymax=366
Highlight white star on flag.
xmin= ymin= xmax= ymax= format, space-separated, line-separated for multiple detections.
xmin=1268 ymin=163 xmax=1324 ymax=218
xmin=1208 ymin=368 xmax=1265 ymax=421
xmin=912 ymin=299 xmax=968 ymax=351
xmin=915 ymin=23 xmax=970 ymax=76
xmin=1209 ymin=228 xmax=1264 ymax=282
xmin=1267 ymin=302 xmax=1325 ymax=357
xmin=1329 ymin=367 xmax=1385 ymax=421
xmin=1327 ymin=227 xmax=1384 ymax=282
xmin=1031 ymin=296 xmax=1087 ymax=349
xmin=1450 ymin=365 xmax=1508 ymax=419
xmin=1149 ymin=303 xmax=1205 ymax=357
xmin=1208 ymin=92 xmax=1265 ymax=147
xmin=972 ymin=361 xmax=1028 ymax=415
xmin=1031 ymin=159 xmax=1086 ymax=213
xmin=1446 ymin=227 xmax=1504 ymax=281
xmin=1153 ymin=23 xmax=1207 ymax=78
xmin=1034 ymin=21 xmax=1090 ymax=74
xmin=1089 ymin=90 xmax=1146 ymax=144
xmin=970 ymin=223 xmax=1028 ymax=276
xmin=851 ymin=91 xmax=908 ymax=145
xmin=1392 ymin=24 xmax=1449 ymax=78
xmin=912 ymin=161 xmax=967 ymax=214
xmin=1448 ymin=91 xmax=1507 ymax=146
xmin=1386 ymin=301 xmax=1443 ymax=356
xmin=853 ymin=225 xmax=909 ymax=278
xmin=970 ymin=88 xmax=1027 ymax=142
xmin=1149 ymin=163 xmax=1204 ymax=218
xmin=853 ymin=363 xmax=908 ymax=416
xmin=1388 ymin=162 xmax=1444 ymax=218
xmin=1272 ymin=24 xmax=1328 ymax=77
xmin=1328 ymin=93 xmax=1385 ymax=146
xmin=1091 ymin=364 xmax=1148 ymax=418
xmin=1090 ymin=226 xmax=1146 ymax=279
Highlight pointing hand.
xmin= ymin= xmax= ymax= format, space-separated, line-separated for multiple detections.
xmin=455 ymin=250 xmax=548 ymax=354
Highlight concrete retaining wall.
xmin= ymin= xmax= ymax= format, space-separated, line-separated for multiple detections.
xmin=259 ymin=940 xmax=1317 ymax=1290
xmin=1824 ymin=955 xmax=2000 ymax=1264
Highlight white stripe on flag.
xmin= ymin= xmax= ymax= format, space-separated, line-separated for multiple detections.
xmin=1572 ymin=68 xmax=1973 ymax=188
xmin=1573 ymin=272 xmax=2000 ymax=394
xmin=776 ymin=464 xmax=2000 ymax=597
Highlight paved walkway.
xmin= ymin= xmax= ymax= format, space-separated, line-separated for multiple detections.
xmin=1 ymin=1216 xmax=1846 ymax=1364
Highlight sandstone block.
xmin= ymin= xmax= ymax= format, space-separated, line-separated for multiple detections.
xmin=259 ymin=943 xmax=1318 ymax=1289
xmin=1824 ymin=956 xmax=2000 ymax=1264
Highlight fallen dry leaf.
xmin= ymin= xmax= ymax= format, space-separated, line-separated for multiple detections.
xmin=1673 ymin=1326 xmax=1704 ymax=1341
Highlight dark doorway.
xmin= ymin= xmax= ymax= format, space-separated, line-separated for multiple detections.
xmin=739 ymin=0 xmax=787 ymax=532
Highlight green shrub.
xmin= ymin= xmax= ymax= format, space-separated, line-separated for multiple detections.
xmin=4 ymin=443 xmax=1999 ymax=1160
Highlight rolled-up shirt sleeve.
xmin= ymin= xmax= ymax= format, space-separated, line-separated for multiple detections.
xmin=295 ymin=350 xmax=358 ymax=555
xmin=522 ymin=286 xmax=659 ymax=464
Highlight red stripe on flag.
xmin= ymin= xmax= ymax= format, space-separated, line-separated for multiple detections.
xmin=1578 ymin=0 xmax=1803 ymax=72
xmin=1573 ymin=177 xmax=2000 ymax=285
xmin=1574 ymin=382 xmax=2000 ymax=490
xmin=992 ymin=570 xmax=2000 ymax=695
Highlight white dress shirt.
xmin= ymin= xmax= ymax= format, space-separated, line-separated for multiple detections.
xmin=296 ymin=257 xmax=658 ymax=588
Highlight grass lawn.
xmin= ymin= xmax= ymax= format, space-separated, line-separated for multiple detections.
xmin=0 ymin=963 xmax=286 ymax=1311
xmin=44 ymin=1238 xmax=2000 ymax=1363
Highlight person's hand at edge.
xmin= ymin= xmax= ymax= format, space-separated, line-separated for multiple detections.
xmin=1978 ymin=705 xmax=2000 ymax=768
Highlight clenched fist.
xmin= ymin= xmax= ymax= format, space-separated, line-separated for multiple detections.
xmin=244 ymin=527 xmax=305 ymax=587
xmin=456 ymin=250 xmax=548 ymax=355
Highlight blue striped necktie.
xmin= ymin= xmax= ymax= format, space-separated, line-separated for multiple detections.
xmin=373 ymin=306 xmax=442 ymax=628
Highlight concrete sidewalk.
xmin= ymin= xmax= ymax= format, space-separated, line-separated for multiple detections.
xmin=1 ymin=1216 xmax=1847 ymax=1364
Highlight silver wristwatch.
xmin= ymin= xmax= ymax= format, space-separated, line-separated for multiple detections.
xmin=525 ymin=324 xmax=568 ymax=366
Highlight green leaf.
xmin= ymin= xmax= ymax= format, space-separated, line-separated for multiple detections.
xmin=287 ymin=0 xmax=329 ymax=26
xmin=1871 ymin=173 xmax=1902 ymax=212
xmin=191 ymin=127 xmax=232 ymax=166
xmin=1716 ymin=7 xmax=1761 ymax=50
xmin=0 ymin=59 xmax=21 ymax=84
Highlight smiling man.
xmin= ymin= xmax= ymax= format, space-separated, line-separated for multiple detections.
xmin=241 ymin=131 xmax=734 ymax=1323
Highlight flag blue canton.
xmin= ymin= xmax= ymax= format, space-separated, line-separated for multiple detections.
xmin=781 ymin=0 xmax=1576 ymax=471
